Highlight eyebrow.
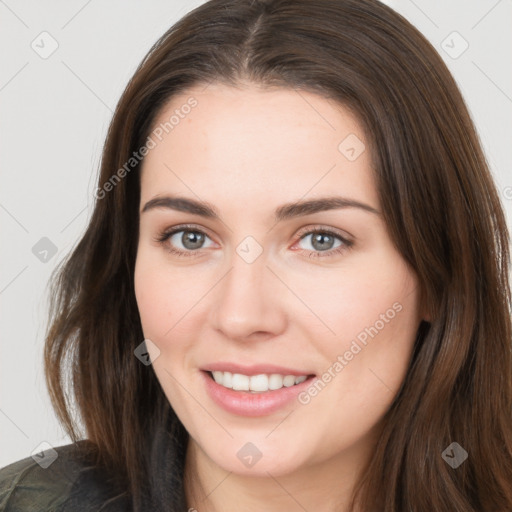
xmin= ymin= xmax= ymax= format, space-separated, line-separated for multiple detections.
xmin=141 ymin=195 xmax=380 ymax=221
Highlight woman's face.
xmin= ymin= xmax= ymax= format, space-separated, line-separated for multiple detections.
xmin=134 ymin=83 xmax=423 ymax=478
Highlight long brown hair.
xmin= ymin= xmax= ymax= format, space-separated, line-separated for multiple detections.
xmin=44 ymin=0 xmax=512 ymax=510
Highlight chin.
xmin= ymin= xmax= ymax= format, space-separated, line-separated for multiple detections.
xmin=194 ymin=433 xmax=314 ymax=477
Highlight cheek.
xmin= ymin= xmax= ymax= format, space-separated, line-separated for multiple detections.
xmin=134 ymin=253 xmax=180 ymax=346
xmin=296 ymin=295 xmax=418 ymax=463
xmin=292 ymin=250 xmax=418 ymax=350
xmin=297 ymin=251 xmax=419 ymax=405
xmin=134 ymin=249 xmax=198 ymax=339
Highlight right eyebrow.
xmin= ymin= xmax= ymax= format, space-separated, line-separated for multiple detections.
xmin=141 ymin=196 xmax=218 ymax=218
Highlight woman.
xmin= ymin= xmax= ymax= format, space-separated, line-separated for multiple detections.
xmin=1 ymin=0 xmax=511 ymax=510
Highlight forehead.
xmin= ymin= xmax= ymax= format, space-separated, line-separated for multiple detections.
xmin=139 ymin=83 xmax=378 ymax=213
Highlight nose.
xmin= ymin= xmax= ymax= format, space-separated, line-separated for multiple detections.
xmin=210 ymin=252 xmax=287 ymax=342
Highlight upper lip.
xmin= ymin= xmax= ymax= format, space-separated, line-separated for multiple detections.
xmin=202 ymin=362 xmax=315 ymax=377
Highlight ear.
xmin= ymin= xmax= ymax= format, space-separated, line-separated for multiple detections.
xmin=419 ymin=289 xmax=433 ymax=323
xmin=422 ymin=303 xmax=433 ymax=323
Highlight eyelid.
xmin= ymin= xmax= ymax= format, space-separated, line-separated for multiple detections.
xmin=155 ymin=223 xmax=354 ymax=258
xmin=157 ymin=223 xmax=216 ymax=241
xmin=157 ymin=223 xmax=352 ymax=244
xmin=294 ymin=224 xmax=353 ymax=242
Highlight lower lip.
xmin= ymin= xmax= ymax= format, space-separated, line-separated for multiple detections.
xmin=201 ymin=371 xmax=316 ymax=417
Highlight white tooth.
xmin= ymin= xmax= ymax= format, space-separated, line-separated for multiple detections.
xmin=215 ymin=371 xmax=308 ymax=391
xmin=250 ymin=374 xmax=269 ymax=392
xmin=232 ymin=373 xmax=250 ymax=391
xmin=223 ymin=371 xmax=233 ymax=389
xmin=268 ymin=374 xmax=284 ymax=390
xmin=283 ymin=375 xmax=296 ymax=387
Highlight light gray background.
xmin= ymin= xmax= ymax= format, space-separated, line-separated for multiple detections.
xmin=1 ymin=0 xmax=511 ymax=467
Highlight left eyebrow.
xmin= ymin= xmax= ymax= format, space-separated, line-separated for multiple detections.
xmin=274 ymin=196 xmax=380 ymax=221
xmin=140 ymin=195 xmax=380 ymax=220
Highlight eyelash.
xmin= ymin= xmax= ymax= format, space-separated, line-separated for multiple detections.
xmin=154 ymin=223 xmax=354 ymax=259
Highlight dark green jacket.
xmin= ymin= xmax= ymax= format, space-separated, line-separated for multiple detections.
xmin=0 ymin=441 xmax=131 ymax=511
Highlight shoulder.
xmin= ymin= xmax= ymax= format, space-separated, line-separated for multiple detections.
xmin=0 ymin=440 xmax=131 ymax=511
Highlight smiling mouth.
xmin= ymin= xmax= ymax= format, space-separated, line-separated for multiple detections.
xmin=206 ymin=370 xmax=315 ymax=393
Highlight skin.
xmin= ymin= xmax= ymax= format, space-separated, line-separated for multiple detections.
xmin=134 ymin=82 xmax=424 ymax=512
